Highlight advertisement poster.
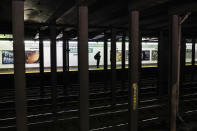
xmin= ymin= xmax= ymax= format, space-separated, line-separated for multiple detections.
xmin=2 ymin=50 xmax=14 ymax=64
xmin=125 ymin=50 xmax=129 ymax=62
xmin=2 ymin=50 xmax=40 ymax=64
xmin=152 ymin=50 xmax=158 ymax=61
xmin=141 ymin=50 xmax=150 ymax=60
xmin=186 ymin=49 xmax=192 ymax=59
xmin=25 ymin=51 xmax=39 ymax=64
xmin=116 ymin=50 xmax=122 ymax=62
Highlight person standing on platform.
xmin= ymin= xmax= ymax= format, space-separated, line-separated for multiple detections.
xmin=94 ymin=51 xmax=101 ymax=68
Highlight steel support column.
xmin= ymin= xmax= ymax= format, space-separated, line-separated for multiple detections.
xmin=39 ymin=31 xmax=44 ymax=97
xmin=104 ymin=31 xmax=108 ymax=90
xmin=12 ymin=0 xmax=28 ymax=131
xmin=121 ymin=32 xmax=126 ymax=89
xmin=129 ymin=10 xmax=139 ymax=131
xmin=180 ymin=38 xmax=186 ymax=87
xmin=139 ymin=35 xmax=142 ymax=68
xmin=39 ymin=32 xmax=44 ymax=75
xmin=63 ymin=32 xmax=69 ymax=96
xmin=63 ymin=32 xmax=69 ymax=72
xmin=78 ymin=4 xmax=89 ymax=131
xmin=50 ymin=24 xmax=57 ymax=121
xmin=104 ymin=31 xmax=108 ymax=70
xmin=122 ymin=32 xmax=126 ymax=69
xmin=192 ymin=38 xmax=195 ymax=81
xmin=111 ymin=28 xmax=116 ymax=106
xmin=158 ymin=31 xmax=170 ymax=98
xmin=192 ymin=39 xmax=195 ymax=66
xmin=170 ymin=15 xmax=181 ymax=131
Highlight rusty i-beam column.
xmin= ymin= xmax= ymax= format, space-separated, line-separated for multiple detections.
xmin=78 ymin=2 xmax=89 ymax=131
xmin=39 ymin=31 xmax=44 ymax=97
xmin=104 ymin=31 xmax=108 ymax=70
xmin=63 ymin=32 xmax=69 ymax=96
xmin=129 ymin=10 xmax=139 ymax=131
xmin=12 ymin=0 xmax=28 ymax=131
xmin=192 ymin=39 xmax=195 ymax=66
xmin=104 ymin=31 xmax=108 ymax=90
xmin=63 ymin=32 xmax=70 ymax=72
xmin=122 ymin=32 xmax=126 ymax=70
xmin=121 ymin=32 xmax=126 ymax=89
xmin=39 ymin=32 xmax=44 ymax=75
xmin=170 ymin=15 xmax=181 ymax=131
xmin=111 ymin=28 xmax=116 ymax=106
xmin=158 ymin=31 xmax=170 ymax=98
xmin=50 ymin=24 xmax=57 ymax=122
xmin=180 ymin=38 xmax=186 ymax=91
xmin=192 ymin=38 xmax=195 ymax=81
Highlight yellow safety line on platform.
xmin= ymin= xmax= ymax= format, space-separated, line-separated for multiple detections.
xmin=0 ymin=65 xmax=158 ymax=74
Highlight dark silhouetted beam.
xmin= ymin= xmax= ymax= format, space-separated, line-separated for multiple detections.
xmin=169 ymin=2 xmax=197 ymax=14
xmin=47 ymin=0 xmax=75 ymax=23
xmin=89 ymin=1 xmax=127 ymax=25
xmin=129 ymin=0 xmax=169 ymax=10
xmin=57 ymin=0 xmax=97 ymax=24
xmin=111 ymin=28 xmax=116 ymax=106
xmin=143 ymin=22 xmax=168 ymax=30
xmin=192 ymin=38 xmax=195 ymax=66
xmin=192 ymin=38 xmax=195 ymax=81
xmin=104 ymin=31 xmax=108 ymax=70
xmin=63 ymin=32 xmax=69 ymax=72
xmin=63 ymin=31 xmax=69 ymax=96
xmin=158 ymin=31 xmax=170 ymax=98
xmin=121 ymin=32 xmax=126 ymax=89
xmin=50 ymin=24 xmax=58 ymax=123
xmin=39 ymin=31 xmax=44 ymax=97
xmin=122 ymin=32 xmax=126 ymax=69
xmin=180 ymin=38 xmax=186 ymax=94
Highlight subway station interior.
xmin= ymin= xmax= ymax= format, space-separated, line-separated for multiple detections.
xmin=1 ymin=0 xmax=197 ymax=131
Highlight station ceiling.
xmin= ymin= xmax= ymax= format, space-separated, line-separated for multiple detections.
xmin=1 ymin=0 xmax=197 ymax=40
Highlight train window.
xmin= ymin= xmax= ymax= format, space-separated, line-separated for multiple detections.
xmin=141 ymin=42 xmax=158 ymax=68
xmin=185 ymin=43 xmax=192 ymax=66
